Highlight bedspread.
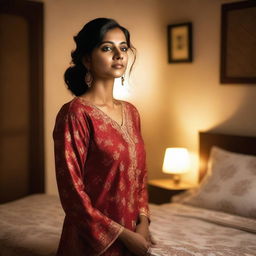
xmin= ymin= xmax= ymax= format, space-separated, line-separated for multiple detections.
xmin=149 ymin=203 xmax=256 ymax=256
xmin=0 ymin=194 xmax=64 ymax=256
xmin=0 ymin=195 xmax=256 ymax=256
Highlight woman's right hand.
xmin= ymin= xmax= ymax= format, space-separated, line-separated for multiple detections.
xmin=118 ymin=228 xmax=150 ymax=256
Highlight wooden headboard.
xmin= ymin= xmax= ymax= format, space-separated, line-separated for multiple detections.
xmin=199 ymin=132 xmax=256 ymax=182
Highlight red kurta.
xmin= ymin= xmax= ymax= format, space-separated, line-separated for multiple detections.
xmin=53 ymin=97 xmax=150 ymax=256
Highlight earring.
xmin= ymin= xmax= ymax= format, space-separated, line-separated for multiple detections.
xmin=85 ymin=71 xmax=93 ymax=88
xmin=121 ymin=75 xmax=125 ymax=86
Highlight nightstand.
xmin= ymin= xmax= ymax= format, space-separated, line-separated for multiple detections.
xmin=148 ymin=179 xmax=195 ymax=204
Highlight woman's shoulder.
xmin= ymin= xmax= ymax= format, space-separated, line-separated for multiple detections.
xmin=53 ymin=98 xmax=92 ymax=135
xmin=55 ymin=97 xmax=92 ymax=122
xmin=119 ymin=99 xmax=140 ymax=115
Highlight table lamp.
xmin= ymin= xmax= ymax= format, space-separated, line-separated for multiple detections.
xmin=162 ymin=147 xmax=190 ymax=185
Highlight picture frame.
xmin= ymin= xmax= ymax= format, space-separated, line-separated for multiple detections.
xmin=167 ymin=22 xmax=193 ymax=63
xmin=220 ymin=1 xmax=256 ymax=84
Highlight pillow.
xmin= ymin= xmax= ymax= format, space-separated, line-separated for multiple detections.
xmin=180 ymin=146 xmax=256 ymax=219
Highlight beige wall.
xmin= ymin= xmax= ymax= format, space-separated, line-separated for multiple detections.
xmin=159 ymin=0 xmax=256 ymax=184
xmin=43 ymin=0 xmax=256 ymax=194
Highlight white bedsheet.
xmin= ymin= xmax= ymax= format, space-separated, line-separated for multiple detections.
xmin=149 ymin=203 xmax=256 ymax=256
xmin=0 ymin=194 xmax=64 ymax=256
xmin=0 ymin=194 xmax=255 ymax=256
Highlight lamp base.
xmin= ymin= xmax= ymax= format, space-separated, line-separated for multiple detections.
xmin=172 ymin=174 xmax=181 ymax=185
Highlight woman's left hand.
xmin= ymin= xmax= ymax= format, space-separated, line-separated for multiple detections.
xmin=135 ymin=222 xmax=150 ymax=242
xmin=136 ymin=222 xmax=157 ymax=245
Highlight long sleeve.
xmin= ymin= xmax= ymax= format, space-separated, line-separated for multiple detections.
xmin=133 ymin=108 xmax=150 ymax=222
xmin=138 ymin=165 xmax=150 ymax=221
xmin=53 ymin=109 xmax=124 ymax=255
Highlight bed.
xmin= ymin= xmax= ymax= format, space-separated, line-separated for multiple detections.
xmin=0 ymin=132 xmax=256 ymax=256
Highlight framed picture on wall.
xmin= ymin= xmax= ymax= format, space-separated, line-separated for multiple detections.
xmin=167 ymin=22 xmax=193 ymax=63
xmin=220 ymin=1 xmax=256 ymax=84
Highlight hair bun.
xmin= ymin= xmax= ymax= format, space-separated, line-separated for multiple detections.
xmin=64 ymin=65 xmax=87 ymax=96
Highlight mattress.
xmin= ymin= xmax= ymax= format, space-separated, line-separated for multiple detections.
xmin=0 ymin=194 xmax=255 ymax=256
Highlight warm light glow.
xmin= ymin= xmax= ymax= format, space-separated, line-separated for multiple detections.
xmin=162 ymin=148 xmax=190 ymax=174
xmin=113 ymin=77 xmax=131 ymax=100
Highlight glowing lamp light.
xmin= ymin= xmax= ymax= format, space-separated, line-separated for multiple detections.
xmin=162 ymin=148 xmax=190 ymax=184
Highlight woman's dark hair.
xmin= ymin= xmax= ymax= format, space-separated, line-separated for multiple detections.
xmin=64 ymin=18 xmax=136 ymax=96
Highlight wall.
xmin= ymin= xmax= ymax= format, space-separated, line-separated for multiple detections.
xmin=159 ymin=0 xmax=256 ymax=183
xmin=43 ymin=0 xmax=256 ymax=194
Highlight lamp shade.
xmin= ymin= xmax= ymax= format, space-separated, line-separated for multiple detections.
xmin=162 ymin=147 xmax=190 ymax=174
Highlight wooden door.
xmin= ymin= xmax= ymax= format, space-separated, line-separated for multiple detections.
xmin=0 ymin=0 xmax=44 ymax=203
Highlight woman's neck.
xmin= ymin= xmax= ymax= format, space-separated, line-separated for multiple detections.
xmin=82 ymin=78 xmax=116 ymax=107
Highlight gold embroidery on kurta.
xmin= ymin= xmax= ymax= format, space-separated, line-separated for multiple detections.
xmin=113 ymin=151 xmax=120 ymax=160
xmin=104 ymin=139 xmax=114 ymax=147
xmin=76 ymin=98 xmax=148 ymax=224
xmin=65 ymin=131 xmax=71 ymax=142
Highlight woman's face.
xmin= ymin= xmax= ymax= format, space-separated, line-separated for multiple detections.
xmin=85 ymin=28 xmax=129 ymax=80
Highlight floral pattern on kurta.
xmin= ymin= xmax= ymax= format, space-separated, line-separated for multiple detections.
xmin=53 ymin=97 xmax=150 ymax=256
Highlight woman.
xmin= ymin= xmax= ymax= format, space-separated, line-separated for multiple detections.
xmin=53 ymin=18 xmax=153 ymax=256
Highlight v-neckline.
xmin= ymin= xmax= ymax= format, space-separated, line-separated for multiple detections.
xmin=77 ymin=97 xmax=125 ymax=128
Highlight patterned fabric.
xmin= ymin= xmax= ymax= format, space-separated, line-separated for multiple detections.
xmin=0 ymin=194 xmax=64 ymax=256
xmin=179 ymin=146 xmax=256 ymax=218
xmin=53 ymin=97 xmax=150 ymax=256
xmin=1 ymin=194 xmax=255 ymax=256
xmin=149 ymin=203 xmax=256 ymax=256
